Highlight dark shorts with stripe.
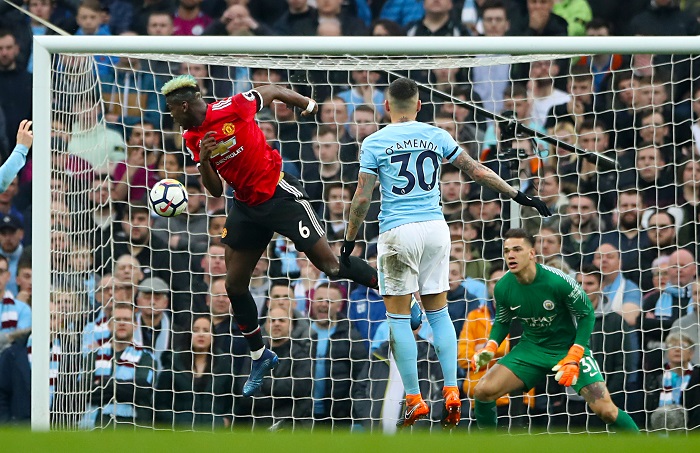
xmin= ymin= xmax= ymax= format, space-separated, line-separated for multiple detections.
xmin=221 ymin=173 xmax=325 ymax=252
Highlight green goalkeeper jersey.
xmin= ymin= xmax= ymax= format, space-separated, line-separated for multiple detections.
xmin=490 ymin=263 xmax=595 ymax=351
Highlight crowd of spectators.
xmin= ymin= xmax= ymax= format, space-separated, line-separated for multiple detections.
xmin=1 ymin=0 xmax=700 ymax=433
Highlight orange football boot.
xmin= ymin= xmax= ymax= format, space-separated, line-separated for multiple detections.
xmin=441 ymin=386 xmax=462 ymax=428
xmin=396 ymin=393 xmax=430 ymax=428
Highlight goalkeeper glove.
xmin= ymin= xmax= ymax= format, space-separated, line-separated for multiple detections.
xmin=513 ymin=191 xmax=552 ymax=217
xmin=552 ymin=344 xmax=585 ymax=387
xmin=471 ymin=340 xmax=499 ymax=372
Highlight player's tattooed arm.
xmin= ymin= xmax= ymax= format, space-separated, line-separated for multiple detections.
xmin=255 ymin=85 xmax=318 ymax=116
xmin=198 ymin=131 xmax=224 ymax=197
xmin=451 ymin=150 xmax=518 ymax=198
xmin=346 ymin=172 xmax=377 ymax=241
xmin=579 ymin=382 xmax=608 ymax=405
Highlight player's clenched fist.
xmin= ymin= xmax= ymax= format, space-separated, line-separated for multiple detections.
xmin=16 ymin=119 xmax=33 ymax=148
xmin=199 ymin=131 xmax=217 ymax=162
xmin=471 ymin=340 xmax=499 ymax=372
xmin=552 ymin=344 xmax=585 ymax=387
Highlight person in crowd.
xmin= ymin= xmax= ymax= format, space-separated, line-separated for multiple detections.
xmin=264 ymin=280 xmax=309 ymax=339
xmin=378 ymin=0 xmax=424 ymax=27
xmin=520 ymin=0 xmax=568 ymax=36
xmin=0 ymin=217 xmax=23 ymax=297
xmin=671 ymin=280 xmax=700 ymax=366
xmin=129 ymin=0 xmax=176 ymax=36
xmin=534 ymin=226 xmax=563 ymax=262
xmin=155 ymin=315 xmax=234 ymax=429
xmin=0 ymin=254 xmax=29 ymax=352
xmin=309 ymin=282 xmax=366 ymax=427
xmin=469 ymin=0 xmax=511 ymax=116
xmin=641 ymin=209 xmax=678 ymax=283
xmin=0 ymin=299 xmax=72 ymax=424
xmin=207 ymin=276 xmax=249 ymax=377
xmin=273 ymin=0 xmax=318 ymax=36
xmin=105 ymin=202 xmax=201 ymax=326
xmin=406 ymin=0 xmax=470 ymax=37
xmin=370 ymin=18 xmax=404 ymax=36
xmin=152 ymin=175 xmax=208 ymax=255
xmin=627 ymin=0 xmax=699 ymax=37
xmin=600 ymin=190 xmax=649 ymax=285
xmin=337 ymin=70 xmax=385 ymax=119
xmin=82 ymin=275 xmax=118 ymax=354
xmin=245 ymin=307 xmax=312 ymax=429
xmin=447 ymin=259 xmax=481 ymax=336
xmin=527 ymin=59 xmax=570 ymax=129
xmin=101 ymin=54 xmax=163 ymax=126
xmin=133 ymin=276 xmax=174 ymax=372
xmin=74 ymin=0 xmax=118 ymax=77
xmin=110 ymin=122 xmax=161 ymax=203
xmin=14 ymin=256 xmax=30 ymax=307
xmin=79 ymin=303 xmax=154 ymax=429
xmin=522 ymin=166 xmax=568 ymax=235
xmin=347 ymin=248 xmax=384 ymax=345
xmin=172 ymin=0 xmax=212 ymax=36
xmin=633 ymin=144 xmax=677 ymax=208
xmin=67 ymin=100 xmax=126 ymax=175
xmin=316 ymin=0 xmax=366 ymax=35
xmin=592 ymin=243 xmax=642 ymax=328
xmin=576 ymin=18 xmax=626 ymax=93
xmin=560 ymin=193 xmax=601 ymax=270
xmin=0 ymin=30 xmax=32 ymax=152
xmin=544 ymin=66 xmax=597 ymax=130
xmin=578 ymin=264 xmax=633 ymax=408
xmin=644 ymin=331 xmax=700 ymax=431
xmin=113 ymin=254 xmax=143 ymax=291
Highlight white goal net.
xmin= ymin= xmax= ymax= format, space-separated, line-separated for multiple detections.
xmin=32 ymin=36 xmax=700 ymax=433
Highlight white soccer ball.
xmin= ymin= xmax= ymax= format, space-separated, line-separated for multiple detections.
xmin=149 ymin=179 xmax=188 ymax=217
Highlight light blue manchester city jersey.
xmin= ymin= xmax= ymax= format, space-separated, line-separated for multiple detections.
xmin=360 ymin=121 xmax=461 ymax=233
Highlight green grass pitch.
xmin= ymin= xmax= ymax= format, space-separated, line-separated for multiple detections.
xmin=2 ymin=429 xmax=698 ymax=452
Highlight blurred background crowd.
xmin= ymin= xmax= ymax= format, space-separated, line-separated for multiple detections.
xmin=1 ymin=0 xmax=700 ymax=433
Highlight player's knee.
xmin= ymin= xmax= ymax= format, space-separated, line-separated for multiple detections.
xmin=225 ymin=275 xmax=247 ymax=296
xmin=317 ymin=259 xmax=340 ymax=278
xmin=473 ymin=381 xmax=498 ymax=402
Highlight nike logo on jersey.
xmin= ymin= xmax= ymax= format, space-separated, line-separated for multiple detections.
xmin=510 ymin=305 xmax=521 ymax=310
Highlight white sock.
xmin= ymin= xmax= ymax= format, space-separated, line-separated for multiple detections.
xmin=251 ymin=346 xmax=265 ymax=360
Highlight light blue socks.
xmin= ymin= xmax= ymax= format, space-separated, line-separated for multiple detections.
xmin=386 ymin=313 xmax=420 ymax=394
xmin=425 ymin=306 xmax=458 ymax=387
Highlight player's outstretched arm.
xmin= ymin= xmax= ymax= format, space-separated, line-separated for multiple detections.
xmin=254 ymin=85 xmax=318 ymax=117
xmin=451 ymin=149 xmax=552 ymax=217
xmin=342 ymin=171 xmax=377 ymax=262
xmin=198 ymin=131 xmax=224 ymax=197
xmin=0 ymin=119 xmax=32 ymax=193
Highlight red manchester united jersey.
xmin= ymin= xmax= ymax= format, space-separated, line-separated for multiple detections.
xmin=183 ymin=90 xmax=281 ymax=206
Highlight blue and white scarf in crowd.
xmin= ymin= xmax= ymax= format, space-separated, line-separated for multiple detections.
xmin=81 ymin=308 xmax=112 ymax=355
xmin=1 ymin=290 xmax=19 ymax=332
xmin=132 ymin=312 xmax=170 ymax=373
xmin=659 ymin=362 xmax=694 ymax=407
xmin=79 ymin=343 xmax=152 ymax=429
xmin=655 ymin=284 xmax=695 ymax=319
xmin=27 ymin=334 xmax=62 ymax=409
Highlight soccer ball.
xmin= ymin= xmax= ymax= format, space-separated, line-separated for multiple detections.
xmin=149 ymin=179 xmax=188 ymax=217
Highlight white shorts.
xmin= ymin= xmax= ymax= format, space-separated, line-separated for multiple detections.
xmin=377 ymin=219 xmax=450 ymax=296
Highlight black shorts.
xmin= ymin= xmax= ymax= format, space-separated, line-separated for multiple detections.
xmin=221 ymin=173 xmax=326 ymax=252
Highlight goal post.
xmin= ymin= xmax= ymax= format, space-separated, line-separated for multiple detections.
xmin=32 ymin=35 xmax=700 ymax=432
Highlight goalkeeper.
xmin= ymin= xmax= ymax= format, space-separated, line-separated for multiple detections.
xmin=472 ymin=228 xmax=638 ymax=432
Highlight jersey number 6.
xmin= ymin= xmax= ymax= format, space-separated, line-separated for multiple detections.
xmin=390 ymin=150 xmax=439 ymax=195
